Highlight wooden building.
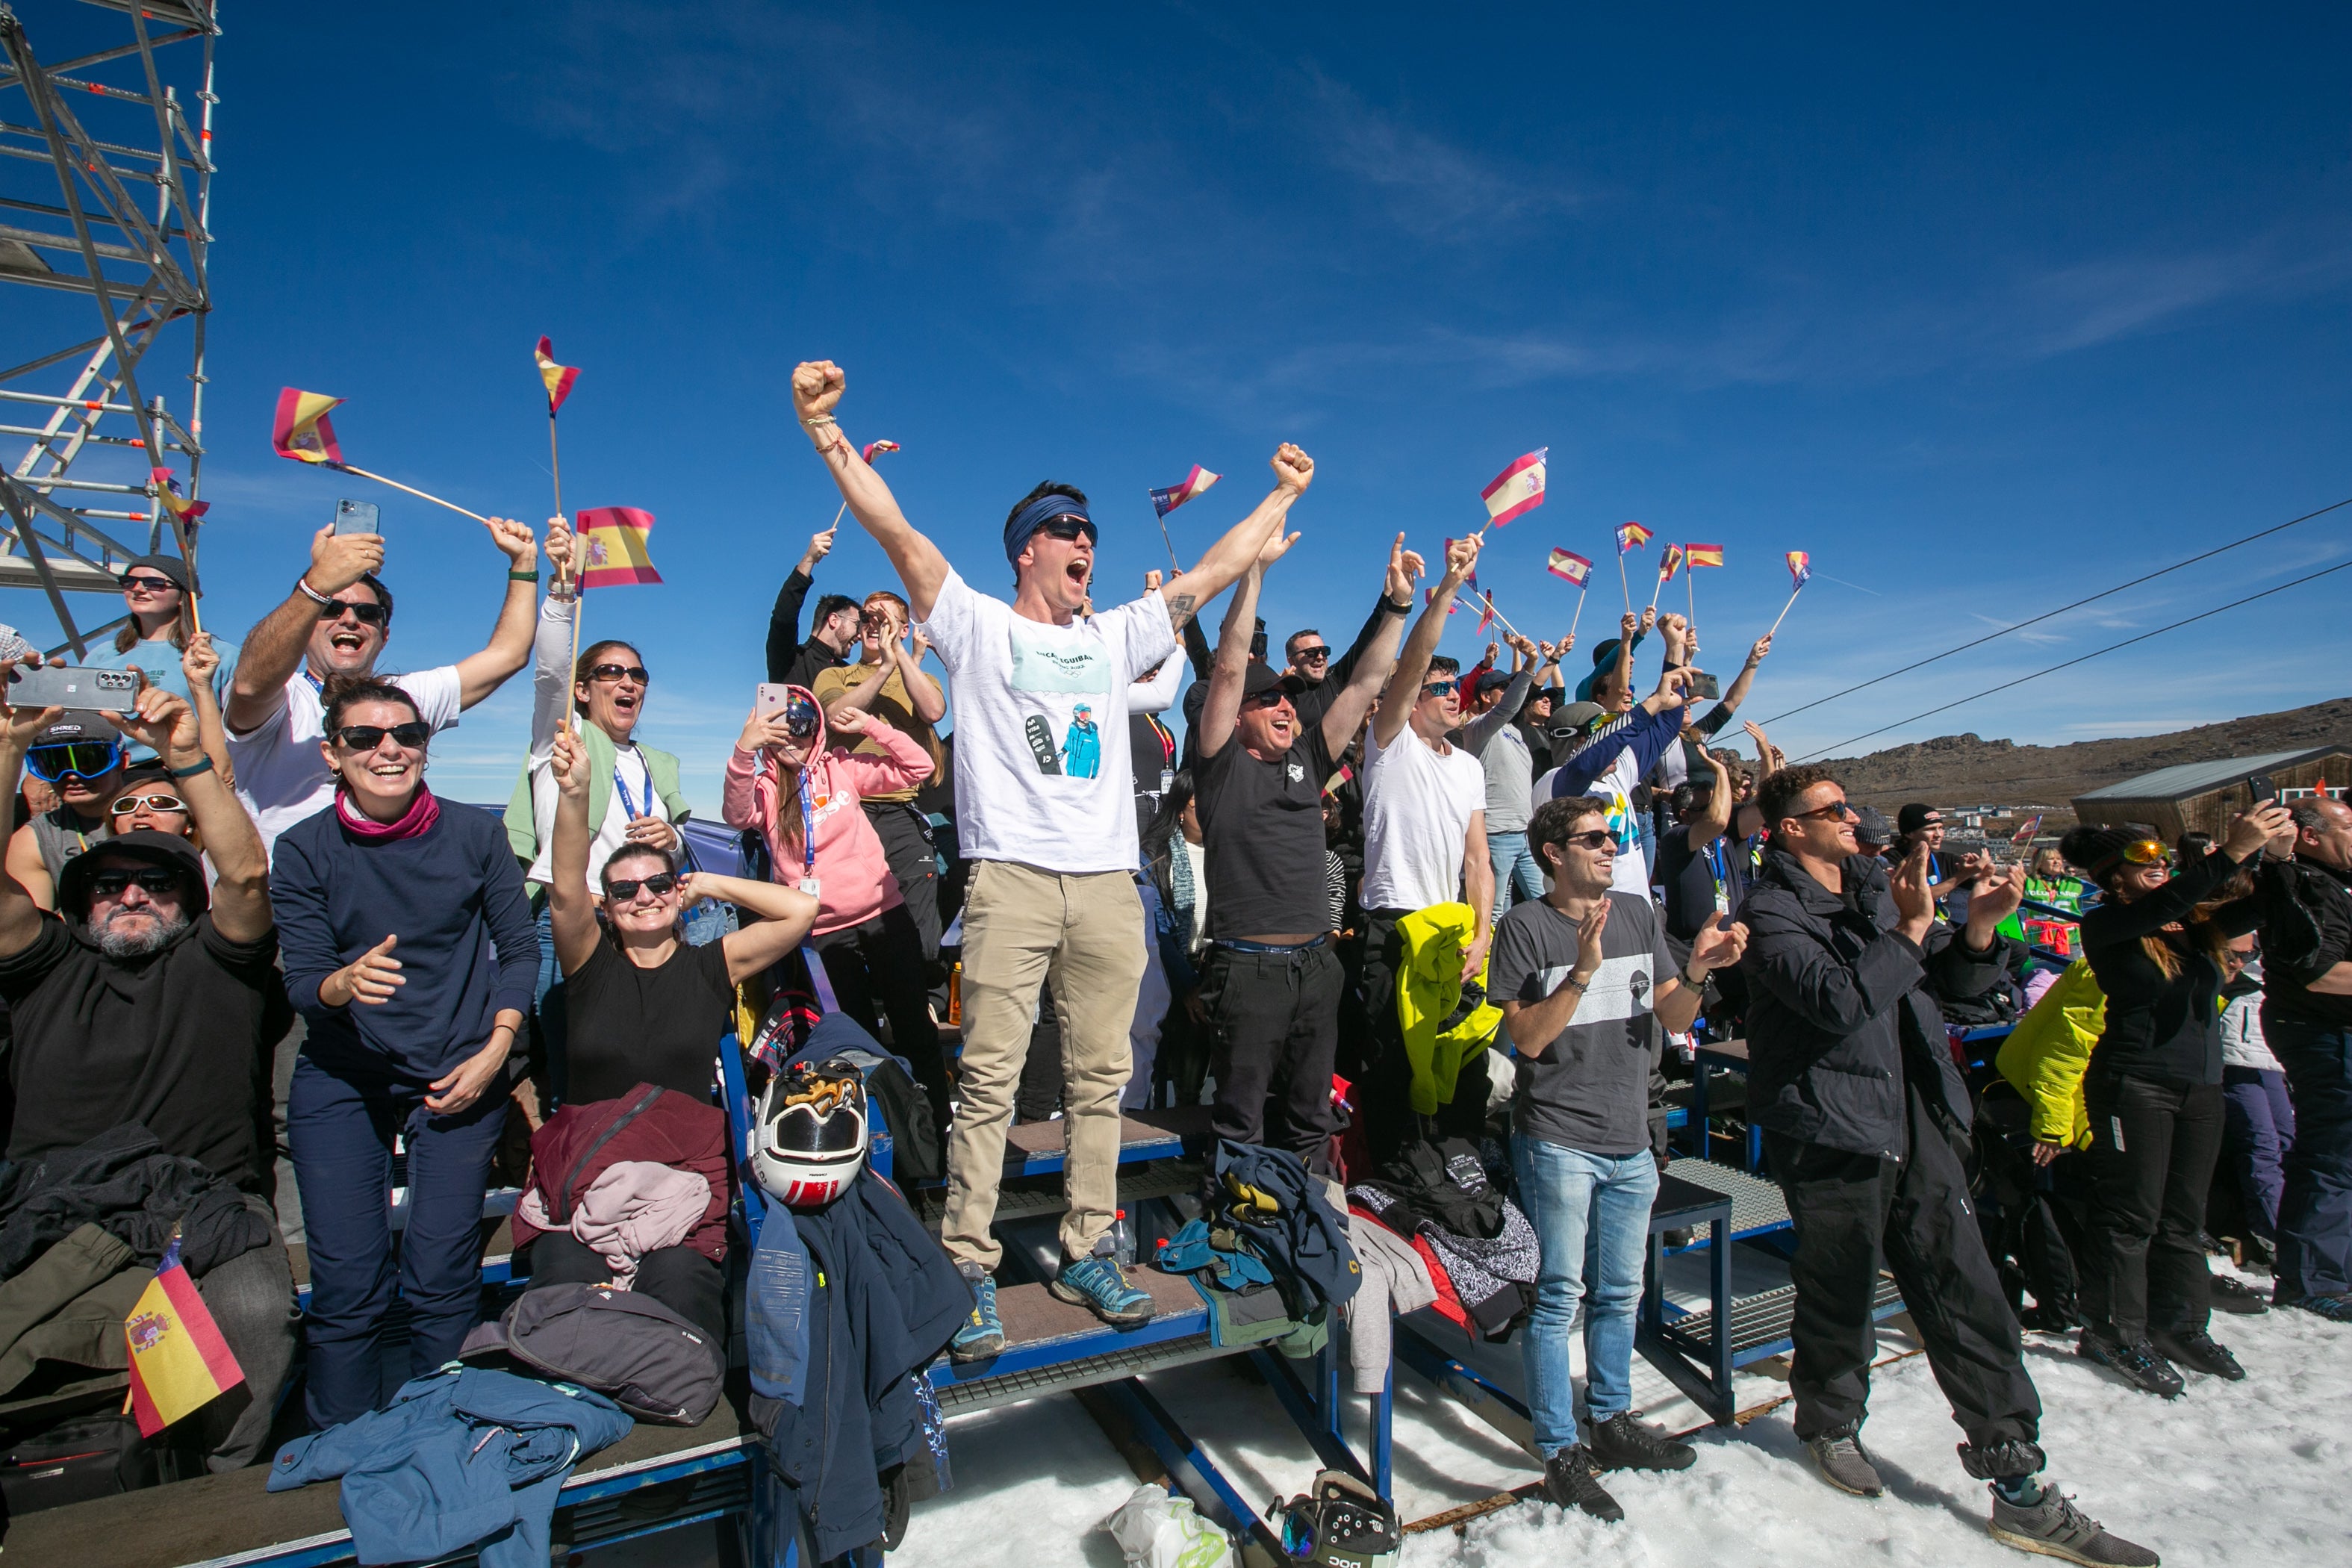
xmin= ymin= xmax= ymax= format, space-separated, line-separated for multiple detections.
xmin=2072 ymin=747 xmax=2352 ymax=841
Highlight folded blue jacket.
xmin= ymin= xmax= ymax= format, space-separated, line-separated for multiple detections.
xmin=267 ymin=1366 xmax=632 ymax=1568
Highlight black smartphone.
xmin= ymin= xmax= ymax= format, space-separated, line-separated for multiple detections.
xmin=2249 ymin=774 xmax=2277 ymax=803
xmin=1687 ymin=670 xmax=1722 ymax=701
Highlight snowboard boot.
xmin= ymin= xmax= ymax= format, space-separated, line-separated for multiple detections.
xmin=2148 ymin=1326 xmax=2244 ymax=1381
xmin=1540 ymin=1446 xmax=1624 ymax=1522
xmin=2207 ymin=1275 xmax=2268 ymax=1316
xmin=2075 ymin=1329 xmax=2184 ymax=1399
xmin=1805 ymin=1425 xmax=1885 ymax=1497
xmin=1988 ymin=1480 xmax=2161 ymax=1566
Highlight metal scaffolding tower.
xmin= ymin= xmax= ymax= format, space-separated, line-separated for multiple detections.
xmin=0 ymin=1 xmax=217 ymax=657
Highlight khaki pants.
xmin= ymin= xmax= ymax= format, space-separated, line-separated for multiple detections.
xmin=942 ymin=860 xmax=1145 ymax=1268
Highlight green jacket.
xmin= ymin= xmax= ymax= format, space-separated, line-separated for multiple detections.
xmin=504 ymin=720 xmax=691 ymax=863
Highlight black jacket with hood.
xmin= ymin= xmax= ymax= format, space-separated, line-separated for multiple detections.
xmin=1737 ymin=847 xmax=2006 ymax=1159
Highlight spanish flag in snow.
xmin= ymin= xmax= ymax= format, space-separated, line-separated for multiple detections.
xmin=1480 ymin=448 xmax=1547 ymax=527
xmin=125 ymin=1233 xmax=242 ymax=1437
xmin=1615 ymin=520 xmax=1652 ymax=554
xmin=1686 ymin=543 xmax=1724 ymax=569
xmin=535 ymin=337 xmax=580 ymax=414
xmin=270 ymin=388 xmax=343 ymax=465
xmin=576 ymin=507 xmax=662 ymax=588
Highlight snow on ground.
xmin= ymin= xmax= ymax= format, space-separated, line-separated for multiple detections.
xmin=606 ymin=1262 xmax=2347 ymax=1567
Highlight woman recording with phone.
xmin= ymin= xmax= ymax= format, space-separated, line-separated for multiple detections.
xmin=270 ymin=676 xmax=539 ymax=1429
xmin=722 ymin=684 xmax=948 ymax=1150
xmin=2061 ymin=803 xmax=2292 ymax=1400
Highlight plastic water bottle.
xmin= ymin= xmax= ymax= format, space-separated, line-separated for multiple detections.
xmin=1110 ymin=1208 xmax=1135 ymax=1266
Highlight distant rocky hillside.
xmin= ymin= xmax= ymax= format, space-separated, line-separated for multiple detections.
xmin=1823 ymin=697 xmax=2352 ymax=824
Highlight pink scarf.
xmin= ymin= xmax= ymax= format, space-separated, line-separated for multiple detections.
xmin=337 ymin=782 xmax=441 ymax=842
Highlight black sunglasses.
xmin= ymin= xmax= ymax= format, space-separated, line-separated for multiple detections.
xmin=1791 ymin=799 xmax=1855 ymax=823
xmin=109 ymin=792 xmax=187 ymax=815
xmin=118 ymin=573 xmax=178 ymax=594
xmin=606 ymin=871 xmax=678 ymax=901
xmin=587 ymin=663 xmax=651 ymax=685
xmin=317 ymin=599 xmax=388 ymax=625
xmin=330 ymin=721 xmax=431 ymax=751
xmin=1038 ymin=517 xmax=1095 ymax=542
xmin=1292 ymin=647 xmax=1331 ymax=663
xmin=1555 ymin=829 xmax=1614 ymax=852
xmin=84 ymin=866 xmax=184 ymax=897
xmin=1248 ymin=688 xmax=1292 ymax=709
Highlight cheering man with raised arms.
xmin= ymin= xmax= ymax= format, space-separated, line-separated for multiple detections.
xmin=791 ymin=359 xmax=1311 ymax=1357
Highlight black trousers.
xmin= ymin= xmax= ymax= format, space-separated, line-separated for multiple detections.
xmin=812 ymin=904 xmax=951 ymax=1147
xmin=1764 ymin=1082 xmax=2041 ymax=1450
xmin=1202 ymin=942 xmax=1343 ymax=1161
xmin=863 ymin=799 xmax=942 ymax=965
xmin=522 ymin=1232 xmax=728 ymax=1345
xmin=2079 ymin=1073 xmax=2223 ymax=1342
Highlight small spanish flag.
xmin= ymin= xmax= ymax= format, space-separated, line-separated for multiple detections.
xmin=1656 ymin=543 xmax=1685 ymax=582
xmin=1150 ymin=464 xmax=1220 ymax=518
xmin=1786 ymin=550 xmax=1812 ymax=589
xmin=1476 ymin=591 xmax=1497 ymax=633
xmin=860 ymin=439 xmax=900 ymax=464
xmin=1546 ymin=548 xmax=1592 ymax=585
xmin=1423 ymin=587 xmax=1460 ymax=615
xmin=1479 ymin=448 xmax=1548 ymax=527
xmin=125 ymin=1233 xmax=243 ymax=1438
xmin=576 ymin=506 xmax=662 ymax=588
xmin=271 ymin=388 xmax=343 ymax=465
xmin=535 ymin=337 xmax=580 ymax=414
xmin=150 ymin=467 xmax=209 ymax=529
xmin=1615 ymin=520 xmax=1652 ymax=554
xmin=1686 ymin=543 xmax=1724 ymax=568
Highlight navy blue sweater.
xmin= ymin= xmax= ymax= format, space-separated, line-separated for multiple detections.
xmin=273 ymin=797 xmax=540 ymax=1083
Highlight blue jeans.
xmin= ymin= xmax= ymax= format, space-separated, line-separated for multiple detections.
xmin=1511 ymin=1133 xmax=1658 ymax=1453
xmin=290 ymin=1054 xmax=508 ymax=1428
xmin=2265 ymin=1012 xmax=2352 ymax=1298
xmin=1487 ymin=830 xmax=1546 ymax=918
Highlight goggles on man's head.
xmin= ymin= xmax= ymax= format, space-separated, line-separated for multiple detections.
xmin=25 ymin=739 xmax=122 ymax=783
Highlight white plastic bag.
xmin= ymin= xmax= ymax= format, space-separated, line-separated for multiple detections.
xmin=1104 ymin=1483 xmax=1237 ymax=1568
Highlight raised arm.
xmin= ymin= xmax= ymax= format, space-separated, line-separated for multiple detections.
xmin=694 ymin=871 xmax=819 ymax=986
xmin=528 ymin=520 xmax=579 ymax=762
xmin=766 ymin=529 xmax=833 ymax=683
xmin=1375 ymin=534 xmax=1479 ymax=747
xmin=1319 ymin=541 xmax=1415 ymax=756
xmin=0 ymin=670 xmax=60 ymax=956
xmin=1159 ymin=445 xmax=1313 ymax=632
xmin=227 ymin=524 xmax=383 ymax=734
xmin=1197 ymin=561 xmax=1266 ymax=760
xmin=108 ymin=685 xmax=270 ymax=942
xmin=451 ymin=516 xmax=542 ymax=709
xmin=791 ymin=361 xmax=951 ymax=619
xmin=1711 ymin=633 xmax=1773 ymax=719
xmin=545 ymin=728 xmax=604 ymax=977
xmin=1684 ymin=749 xmax=1735 ymax=851
xmin=177 ymin=633 xmax=234 ymax=781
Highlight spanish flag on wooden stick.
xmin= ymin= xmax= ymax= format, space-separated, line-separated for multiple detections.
xmin=270 ymin=389 xmax=343 ymax=464
xmin=576 ymin=507 xmax=662 ymax=588
xmin=1686 ymin=543 xmax=1724 ymax=569
xmin=150 ymin=467 xmax=208 ymax=529
xmin=535 ymin=337 xmax=580 ymax=414
xmin=125 ymin=1231 xmax=243 ymax=1437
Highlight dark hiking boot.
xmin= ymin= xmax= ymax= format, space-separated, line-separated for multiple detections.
xmin=949 ymin=1263 xmax=1004 ymax=1361
xmin=2275 ymin=1290 xmax=2352 ymax=1322
xmin=2208 ymin=1275 xmax=2268 ymax=1316
xmin=2148 ymin=1327 xmax=2244 ymax=1381
xmin=2075 ymin=1330 xmax=2184 ymax=1399
xmin=1588 ymin=1412 xmax=1696 ymax=1472
xmin=1988 ymin=1482 xmax=2161 ymax=1566
xmin=1540 ymin=1446 xmax=1624 ymax=1522
xmin=1805 ymin=1427 xmax=1884 ymax=1497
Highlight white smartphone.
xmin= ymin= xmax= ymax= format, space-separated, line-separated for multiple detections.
xmin=755 ymin=682 xmax=794 ymax=721
xmin=333 ymin=498 xmax=379 ymax=535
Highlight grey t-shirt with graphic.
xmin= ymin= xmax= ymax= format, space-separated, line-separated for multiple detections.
xmin=1489 ymin=892 xmax=1675 ymax=1157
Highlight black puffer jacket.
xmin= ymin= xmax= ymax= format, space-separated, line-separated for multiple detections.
xmin=1737 ymin=848 xmax=2006 ymax=1159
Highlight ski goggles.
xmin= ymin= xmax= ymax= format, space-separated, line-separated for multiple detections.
xmin=780 ymin=693 xmax=820 ymax=738
xmin=25 ymin=740 xmax=122 ymax=782
xmin=2088 ymin=838 xmax=2170 ymax=876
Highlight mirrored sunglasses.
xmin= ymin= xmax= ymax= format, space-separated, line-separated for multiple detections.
xmin=109 ymin=792 xmax=187 ymax=815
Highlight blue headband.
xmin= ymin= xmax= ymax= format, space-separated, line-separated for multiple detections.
xmin=1004 ymin=494 xmax=1095 ymax=564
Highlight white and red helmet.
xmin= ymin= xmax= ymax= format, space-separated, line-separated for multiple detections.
xmin=754 ymin=1058 xmax=869 ymax=1210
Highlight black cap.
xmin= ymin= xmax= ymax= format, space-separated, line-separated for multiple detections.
xmin=1897 ymin=803 xmax=1939 ymax=836
xmin=1241 ymin=663 xmax=1308 ymax=700
xmin=124 ymin=553 xmax=192 ymax=593
xmin=1472 ymin=670 xmax=1514 ymax=697
xmin=56 ymin=828 xmax=208 ymax=914
xmin=31 ymin=710 xmax=122 ymax=749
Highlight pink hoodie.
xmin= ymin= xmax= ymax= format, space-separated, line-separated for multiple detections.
xmin=721 ymin=686 xmax=933 ymax=936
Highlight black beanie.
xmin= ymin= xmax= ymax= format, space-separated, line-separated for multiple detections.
xmin=1897 ymin=803 xmax=1937 ymax=836
xmin=2060 ymin=822 xmax=2158 ymax=879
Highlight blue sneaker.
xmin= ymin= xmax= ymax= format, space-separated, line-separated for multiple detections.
xmin=2279 ymin=1291 xmax=2352 ymax=1323
xmin=950 ymin=1266 xmax=1005 ymax=1361
xmin=1051 ymin=1253 xmax=1155 ymax=1326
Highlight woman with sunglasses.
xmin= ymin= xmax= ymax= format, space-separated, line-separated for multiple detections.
xmin=84 ymin=553 xmax=242 ymax=724
xmin=269 ymin=676 xmax=541 ymax=1429
xmin=722 ymin=683 xmax=949 ymax=1142
xmin=522 ymin=727 xmax=815 ymax=1337
xmin=2062 ymin=806 xmax=2292 ymax=1397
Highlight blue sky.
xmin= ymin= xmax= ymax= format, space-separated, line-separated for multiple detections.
xmin=15 ymin=3 xmax=2352 ymax=810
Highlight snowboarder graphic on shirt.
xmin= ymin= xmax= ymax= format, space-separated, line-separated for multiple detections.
xmin=1060 ymin=704 xmax=1101 ymax=778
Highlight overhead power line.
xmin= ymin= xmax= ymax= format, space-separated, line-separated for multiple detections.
xmin=1797 ymin=555 xmax=2352 ymax=762
xmin=1757 ymin=494 xmax=2352 ymax=726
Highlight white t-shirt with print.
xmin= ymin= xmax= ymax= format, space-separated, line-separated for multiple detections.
xmin=1360 ymin=721 xmax=1487 ymax=913
xmin=1584 ymin=744 xmax=1655 ymax=901
xmin=917 ymin=570 xmax=1176 ymax=874
xmin=230 ymin=665 xmax=464 ymax=862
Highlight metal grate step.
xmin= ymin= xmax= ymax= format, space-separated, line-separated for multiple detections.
xmin=936 ymin=1333 xmax=1231 ymax=1416
xmin=1668 ymin=1274 xmax=1905 ymax=1358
